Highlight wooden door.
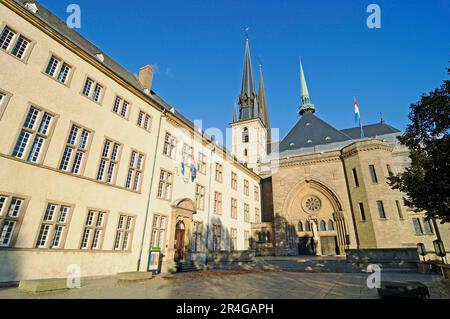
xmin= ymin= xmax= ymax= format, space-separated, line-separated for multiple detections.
xmin=320 ymin=236 xmax=337 ymax=256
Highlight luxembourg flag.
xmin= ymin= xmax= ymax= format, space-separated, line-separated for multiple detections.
xmin=354 ymin=96 xmax=364 ymax=138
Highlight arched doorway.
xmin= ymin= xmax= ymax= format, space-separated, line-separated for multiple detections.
xmin=174 ymin=221 xmax=185 ymax=262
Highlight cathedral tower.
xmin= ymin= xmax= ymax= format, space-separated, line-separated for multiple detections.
xmin=231 ymin=33 xmax=271 ymax=170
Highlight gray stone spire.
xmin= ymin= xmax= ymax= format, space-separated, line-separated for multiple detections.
xmin=258 ymin=64 xmax=271 ymax=153
xmin=238 ymin=32 xmax=258 ymax=112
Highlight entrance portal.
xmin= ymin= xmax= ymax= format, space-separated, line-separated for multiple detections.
xmin=174 ymin=221 xmax=185 ymax=262
xmin=320 ymin=236 xmax=338 ymax=256
xmin=298 ymin=237 xmax=315 ymax=255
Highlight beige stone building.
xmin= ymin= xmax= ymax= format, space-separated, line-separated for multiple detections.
xmin=0 ymin=0 xmax=261 ymax=282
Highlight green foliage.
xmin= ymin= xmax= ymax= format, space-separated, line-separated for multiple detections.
xmin=388 ymin=80 xmax=450 ymax=223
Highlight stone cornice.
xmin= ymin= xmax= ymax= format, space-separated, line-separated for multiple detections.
xmin=341 ymin=140 xmax=393 ymax=159
xmin=276 ymin=150 xmax=342 ymax=168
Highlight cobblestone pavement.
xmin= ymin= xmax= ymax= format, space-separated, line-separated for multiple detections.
xmin=0 ymin=270 xmax=449 ymax=299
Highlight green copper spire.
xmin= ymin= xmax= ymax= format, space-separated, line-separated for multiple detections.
xmin=299 ymin=59 xmax=315 ymax=115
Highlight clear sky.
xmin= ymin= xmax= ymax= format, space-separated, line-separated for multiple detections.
xmin=39 ymin=0 xmax=449 ymax=140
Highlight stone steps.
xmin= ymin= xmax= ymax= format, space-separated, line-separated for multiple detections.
xmin=177 ymin=261 xmax=202 ymax=273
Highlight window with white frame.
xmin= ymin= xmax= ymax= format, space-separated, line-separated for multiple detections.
xmin=231 ymin=228 xmax=237 ymax=251
xmin=231 ymin=198 xmax=237 ymax=219
xmin=0 ymin=194 xmax=26 ymax=248
xmin=244 ymin=203 xmax=250 ymax=223
xmin=157 ymin=169 xmax=173 ymax=200
xmin=12 ymin=106 xmax=55 ymax=163
xmin=35 ymin=203 xmax=71 ymax=249
xmin=191 ymin=221 xmax=203 ymax=252
xmin=254 ymin=185 xmax=259 ymax=201
xmin=150 ymin=214 xmax=167 ymax=251
xmin=112 ymin=96 xmax=130 ymax=118
xmin=255 ymin=208 xmax=260 ymax=223
xmin=244 ymin=230 xmax=250 ymax=250
xmin=163 ymin=132 xmax=177 ymax=159
xmin=125 ymin=151 xmax=145 ymax=192
xmin=195 ymin=184 xmax=205 ymax=211
xmin=80 ymin=209 xmax=107 ymax=250
xmin=182 ymin=143 xmax=193 ymax=164
xmin=244 ymin=179 xmax=249 ymax=196
xmin=198 ymin=152 xmax=207 ymax=175
xmin=212 ymin=224 xmax=221 ymax=252
xmin=137 ymin=110 xmax=152 ymax=131
xmin=231 ymin=172 xmax=237 ymax=190
xmin=0 ymin=92 xmax=4 ymax=106
xmin=0 ymin=26 xmax=32 ymax=61
xmin=59 ymin=124 xmax=91 ymax=175
xmin=214 ymin=192 xmax=222 ymax=215
xmin=82 ymin=77 xmax=103 ymax=103
xmin=44 ymin=55 xmax=72 ymax=84
xmin=97 ymin=139 xmax=121 ymax=184
xmin=114 ymin=214 xmax=135 ymax=251
xmin=215 ymin=163 xmax=223 ymax=183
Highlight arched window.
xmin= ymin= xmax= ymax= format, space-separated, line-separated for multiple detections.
xmin=266 ymin=232 xmax=271 ymax=242
xmin=258 ymin=231 xmax=262 ymax=242
xmin=262 ymin=231 xmax=267 ymax=242
xmin=244 ymin=148 xmax=248 ymax=156
xmin=305 ymin=221 xmax=311 ymax=232
xmin=242 ymin=127 xmax=249 ymax=143
xmin=328 ymin=220 xmax=335 ymax=231
xmin=298 ymin=221 xmax=303 ymax=232
xmin=319 ymin=220 xmax=326 ymax=231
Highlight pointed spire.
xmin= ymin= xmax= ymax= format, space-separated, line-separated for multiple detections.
xmin=299 ymin=59 xmax=315 ymax=115
xmin=258 ymin=64 xmax=272 ymax=154
xmin=232 ymin=101 xmax=238 ymax=122
xmin=239 ymin=29 xmax=257 ymax=109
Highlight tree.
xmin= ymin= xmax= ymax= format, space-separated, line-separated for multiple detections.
xmin=388 ymin=79 xmax=450 ymax=223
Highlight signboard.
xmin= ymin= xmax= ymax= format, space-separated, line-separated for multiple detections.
xmin=148 ymin=247 xmax=162 ymax=274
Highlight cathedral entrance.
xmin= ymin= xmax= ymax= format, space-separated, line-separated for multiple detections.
xmin=320 ymin=236 xmax=338 ymax=256
xmin=298 ymin=237 xmax=315 ymax=255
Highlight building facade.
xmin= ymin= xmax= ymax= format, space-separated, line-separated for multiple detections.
xmin=0 ymin=0 xmax=260 ymax=282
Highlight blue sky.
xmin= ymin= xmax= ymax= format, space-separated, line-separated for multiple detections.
xmin=40 ymin=0 xmax=449 ymax=140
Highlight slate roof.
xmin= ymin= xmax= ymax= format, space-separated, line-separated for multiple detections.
xmin=279 ymin=111 xmax=401 ymax=153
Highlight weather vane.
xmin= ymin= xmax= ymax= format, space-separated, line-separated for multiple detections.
xmin=245 ymin=27 xmax=249 ymax=39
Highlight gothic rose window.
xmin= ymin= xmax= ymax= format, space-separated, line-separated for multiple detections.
xmin=305 ymin=196 xmax=321 ymax=213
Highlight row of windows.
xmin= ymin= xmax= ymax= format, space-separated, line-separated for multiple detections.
xmin=413 ymin=217 xmax=434 ymax=235
xmin=11 ymin=105 xmax=146 ymax=192
xmin=352 ymin=163 xmax=393 ymax=187
xmin=1 ymin=25 xmax=153 ymax=134
xmin=212 ymin=224 xmax=251 ymax=252
xmin=357 ymin=199 xmax=404 ymax=221
xmin=0 ymin=193 xmax=135 ymax=250
xmin=297 ymin=220 xmax=335 ymax=232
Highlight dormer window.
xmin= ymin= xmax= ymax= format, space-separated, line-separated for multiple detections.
xmin=325 ymin=136 xmax=331 ymax=141
xmin=307 ymin=139 xmax=312 ymax=143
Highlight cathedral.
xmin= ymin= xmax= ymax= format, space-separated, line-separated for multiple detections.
xmin=231 ymin=36 xmax=450 ymax=259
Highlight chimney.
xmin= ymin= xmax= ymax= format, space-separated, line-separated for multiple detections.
xmin=138 ymin=65 xmax=154 ymax=93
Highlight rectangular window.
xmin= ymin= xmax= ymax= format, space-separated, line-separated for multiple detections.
xmin=215 ymin=163 xmax=223 ymax=183
xmin=150 ymin=214 xmax=167 ymax=251
xmin=182 ymin=144 xmax=193 ymax=165
xmin=0 ymin=194 xmax=26 ymax=248
xmin=359 ymin=202 xmax=366 ymax=221
xmin=214 ymin=192 xmax=222 ymax=215
xmin=44 ymin=55 xmax=72 ymax=84
xmin=191 ymin=221 xmax=203 ymax=252
xmin=231 ymin=172 xmax=237 ymax=190
xmin=198 ymin=153 xmax=207 ymax=175
xmin=231 ymin=198 xmax=237 ymax=219
xmin=254 ymin=185 xmax=260 ymax=201
xmin=195 ymin=184 xmax=205 ymax=211
xmin=352 ymin=168 xmax=359 ymax=187
xmin=11 ymin=35 xmax=30 ymax=59
xmin=212 ymin=224 xmax=221 ymax=252
xmin=59 ymin=124 xmax=91 ymax=175
xmin=413 ymin=218 xmax=423 ymax=235
xmin=163 ymin=132 xmax=177 ymax=159
xmin=125 ymin=151 xmax=145 ymax=192
xmin=386 ymin=164 xmax=393 ymax=175
xmin=114 ymin=214 xmax=135 ymax=251
xmin=12 ymin=106 xmax=55 ymax=163
xmin=244 ymin=230 xmax=250 ymax=250
xmin=422 ymin=218 xmax=434 ymax=234
xmin=376 ymin=200 xmax=386 ymax=219
xmin=97 ymin=139 xmax=121 ymax=184
xmin=79 ymin=209 xmax=107 ymax=250
xmin=255 ymin=208 xmax=260 ymax=223
xmin=244 ymin=179 xmax=249 ymax=196
xmin=231 ymin=228 xmax=237 ymax=251
xmin=395 ymin=200 xmax=404 ymax=219
xmin=82 ymin=78 xmax=103 ymax=103
xmin=369 ymin=165 xmax=378 ymax=183
xmin=157 ymin=170 xmax=173 ymax=200
xmin=137 ymin=110 xmax=152 ymax=131
xmin=112 ymin=96 xmax=130 ymax=118
xmin=0 ymin=26 xmax=15 ymax=51
xmin=244 ymin=203 xmax=250 ymax=223
xmin=35 ymin=203 xmax=72 ymax=249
